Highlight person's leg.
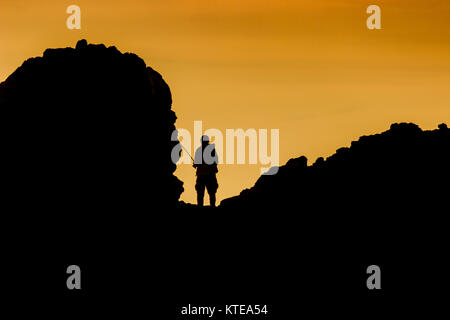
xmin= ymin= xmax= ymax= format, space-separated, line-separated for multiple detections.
xmin=196 ymin=178 xmax=205 ymax=206
xmin=197 ymin=188 xmax=205 ymax=206
xmin=209 ymin=193 xmax=216 ymax=207
xmin=206 ymin=175 xmax=218 ymax=207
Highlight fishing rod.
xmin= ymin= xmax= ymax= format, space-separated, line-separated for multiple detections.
xmin=179 ymin=143 xmax=194 ymax=162
xmin=179 ymin=142 xmax=216 ymax=164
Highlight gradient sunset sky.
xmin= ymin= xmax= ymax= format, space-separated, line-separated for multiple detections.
xmin=1 ymin=0 xmax=449 ymax=204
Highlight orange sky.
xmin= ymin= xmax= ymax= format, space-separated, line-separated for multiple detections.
xmin=1 ymin=0 xmax=449 ymax=204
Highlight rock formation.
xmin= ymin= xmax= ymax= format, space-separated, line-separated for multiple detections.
xmin=221 ymin=123 xmax=449 ymax=213
xmin=1 ymin=40 xmax=183 ymax=211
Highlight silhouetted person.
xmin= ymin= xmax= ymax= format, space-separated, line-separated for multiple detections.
xmin=193 ymin=135 xmax=219 ymax=207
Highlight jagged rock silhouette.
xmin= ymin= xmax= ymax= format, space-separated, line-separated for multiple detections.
xmin=1 ymin=40 xmax=183 ymax=210
xmin=221 ymin=123 xmax=449 ymax=212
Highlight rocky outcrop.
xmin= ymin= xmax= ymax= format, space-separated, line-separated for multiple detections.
xmin=1 ymin=40 xmax=183 ymax=210
xmin=220 ymin=123 xmax=449 ymax=213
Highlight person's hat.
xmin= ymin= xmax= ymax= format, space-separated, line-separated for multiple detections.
xmin=201 ymin=135 xmax=210 ymax=143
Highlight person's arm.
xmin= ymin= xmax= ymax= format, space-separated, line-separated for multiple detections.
xmin=213 ymin=148 xmax=219 ymax=172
